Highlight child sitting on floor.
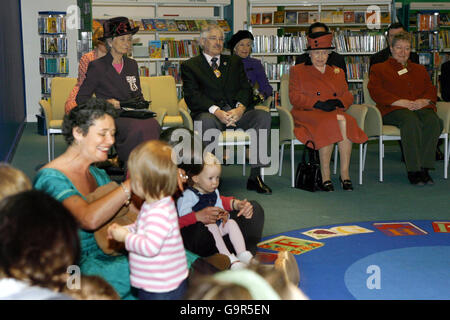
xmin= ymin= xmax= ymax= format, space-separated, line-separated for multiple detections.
xmin=107 ymin=140 xmax=188 ymax=300
xmin=177 ymin=152 xmax=254 ymax=269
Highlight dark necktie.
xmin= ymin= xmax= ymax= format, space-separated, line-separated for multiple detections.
xmin=211 ymin=57 xmax=221 ymax=78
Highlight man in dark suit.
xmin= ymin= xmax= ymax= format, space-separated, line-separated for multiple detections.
xmin=295 ymin=22 xmax=347 ymax=81
xmin=181 ymin=24 xmax=272 ymax=194
xmin=369 ymin=23 xmax=419 ymax=69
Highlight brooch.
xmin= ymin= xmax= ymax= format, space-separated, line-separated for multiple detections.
xmin=334 ymin=68 xmax=340 ymax=74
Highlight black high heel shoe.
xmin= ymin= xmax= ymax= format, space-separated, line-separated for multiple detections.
xmin=320 ymin=180 xmax=334 ymax=192
xmin=340 ymin=177 xmax=354 ymax=191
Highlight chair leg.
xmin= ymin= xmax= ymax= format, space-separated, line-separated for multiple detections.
xmin=444 ymin=135 xmax=448 ymax=179
xmin=279 ymin=143 xmax=285 ymax=176
xmin=242 ymin=145 xmax=246 ymax=176
xmin=379 ymin=137 xmax=384 ymax=182
xmin=47 ymin=133 xmax=51 ymax=162
xmin=362 ymin=142 xmax=367 ymax=172
xmin=359 ymin=144 xmax=363 ymax=185
xmin=333 ymin=144 xmax=338 ymax=175
xmin=291 ymin=140 xmax=295 ymax=188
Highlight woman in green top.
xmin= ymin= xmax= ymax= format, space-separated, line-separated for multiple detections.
xmin=33 ymin=99 xmax=136 ymax=299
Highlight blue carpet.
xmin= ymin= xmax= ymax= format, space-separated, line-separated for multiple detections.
xmin=257 ymin=220 xmax=450 ymax=300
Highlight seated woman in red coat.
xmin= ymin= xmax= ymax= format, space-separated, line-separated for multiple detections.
xmin=368 ymin=32 xmax=443 ymax=185
xmin=289 ymin=32 xmax=367 ymax=191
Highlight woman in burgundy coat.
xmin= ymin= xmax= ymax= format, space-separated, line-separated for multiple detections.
xmin=76 ymin=17 xmax=160 ymax=164
xmin=289 ymin=32 xmax=367 ymax=191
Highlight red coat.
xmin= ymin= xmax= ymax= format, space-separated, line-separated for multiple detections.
xmin=368 ymin=57 xmax=437 ymax=117
xmin=289 ymin=63 xmax=368 ymax=149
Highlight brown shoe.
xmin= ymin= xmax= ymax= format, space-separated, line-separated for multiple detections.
xmin=204 ymin=253 xmax=231 ymax=271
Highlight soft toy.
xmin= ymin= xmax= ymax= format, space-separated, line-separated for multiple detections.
xmin=85 ymin=181 xmax=138 ymax=256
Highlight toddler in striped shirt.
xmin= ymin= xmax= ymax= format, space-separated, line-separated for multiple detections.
xmin=108 ymin=140 xmax=188 ymax=300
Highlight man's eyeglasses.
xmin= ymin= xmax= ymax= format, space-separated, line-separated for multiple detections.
xmin=207 ymin=37 xmax=224 ymax=42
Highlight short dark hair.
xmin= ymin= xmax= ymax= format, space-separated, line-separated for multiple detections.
xmin=387 ymin=22 xmax=407 ymax=34
xmin=62 ymin=98 xmax=118 ymax=146
xmin=308 ymin=22 xmax=329 ymax=35
xmin=0 ymin=190 xmax=80 ymax=290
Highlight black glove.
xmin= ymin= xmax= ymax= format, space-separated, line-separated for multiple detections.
xmin=325 ymin=99 xmax=344 ymax=108
xmin=313 ymin=100 xmax=336 ymax=112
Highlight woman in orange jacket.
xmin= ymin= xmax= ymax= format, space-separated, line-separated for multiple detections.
xmin=289 ymin=32 xmax=368 ymax=191
xmin=368 ymin=32 xmax=442 ymax=185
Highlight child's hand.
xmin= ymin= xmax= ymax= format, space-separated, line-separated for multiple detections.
xmin=107 ymin=223 xmax=129 ymax=242
xmin=235 ymin=199 xmax=253 ymax=219
xmin=218 ymin=209 xmax=229 ymax=226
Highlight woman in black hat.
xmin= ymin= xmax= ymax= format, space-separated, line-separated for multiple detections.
xmin=76 ymin=16 xmax=160 ymax=164
xmin=228 ymin=30 xmax=272 ymax=106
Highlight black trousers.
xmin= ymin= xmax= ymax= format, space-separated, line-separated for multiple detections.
xmin=193 ymin=109 xmax=272 ymax=168
xmin=180 ymin=200 xmax=265 ymax=257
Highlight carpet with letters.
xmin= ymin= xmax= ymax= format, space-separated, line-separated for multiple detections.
xmin=257 ymin=220 xmax=450 ymax=300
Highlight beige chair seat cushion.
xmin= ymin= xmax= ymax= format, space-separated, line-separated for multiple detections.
xmin=49 ymin=119 xmax=63 ymax=129
xmin=162 ymin=115 xmax=184 ymax=127
xmin=382 ymin=125 xmax=401 ymax=136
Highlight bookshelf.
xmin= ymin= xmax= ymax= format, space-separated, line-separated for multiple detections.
xmin=38 ymin=11 xmax=69 ymax=99
xmin=247 ymin=0 xmax=393 ymax=106
xmin=92 ymin=0 xmax=231 ymax=96
xmin=406 ymin=2 xmax=450 ymax=91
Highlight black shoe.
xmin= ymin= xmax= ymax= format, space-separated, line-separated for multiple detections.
xmin=339 ymin=177 xmax=354 ymax=191
xmin=320 ymin=180 xmax=334 ymax=192
xmin=247 ymin=175 xmax=272 ymax=194
xmin=408 ymin=171 xmax=425 ymax=186
xmin=420 ymin=168 xmax=434 ymax=185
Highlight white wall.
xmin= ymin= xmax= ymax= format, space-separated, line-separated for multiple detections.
xmin=21 ymin=0 xmax=78 ymax=122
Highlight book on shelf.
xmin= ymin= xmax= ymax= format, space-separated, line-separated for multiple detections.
xmin=321 ymin=11 xmax=333 ymax=24
xmin=176 ymin=20 xmax=189 ymax=32
xmin=166 ymin=20 xmax=179 ymax=32
xmin=186 ymin=20 xmax=198 ymax=32
xmin=262 ymin=12 xmax=273 ymax=25
xmin=207 ymin=20 xmax=218 ymax=26
xmin=251 ymin=13 xmax=262 ymax=25
xmin=195 ymin=19 xmax=208 ymax=31
xmin=308 ymin=12 xmax=319 ymax=24
xmin=149 ymin=40 xmax=162 ymax=58
xmin=418 ymin=13 xmax=440 ymax=31
xmin=154 ymin=19 xmax=168 ymax=31
xmin=333 ymin=11 xmax=344 ymax=24
xmin=344 ymin=56 xmax=370 ymax=81
xmin=139 ymin=66 xmax=150 ymax=77
xmin=344 ymin=11 xmax=355 ymax=23
xmin=285 ymin=11 xmax=297 ymax=25
xmin=39 ymin=15 xmax=66 ymax=34
xmin=217 ymin=19 xmax=231 ymax=32
xmin=47 ymin=17 xmax=58 ymax=34
xmin=298 ymin=12 xmax=309 ymax=24
xmin=416 ymin=32 xmax=439 ymax=51
xmin=134 ymin=20 xmax=145 ymax=31
xmin=273 ymin=11 xmax=285 ymax=24
xmin=380 ymin=12 xmax=391 ymax=24
xmin=142 ymin=19 xmax=156 ymax=31
xmin=440 ymin=13 xmax=450 ymax=26
xmin=355 ymin=12 xmax=366 ymax=24
xmin=41 ymin=37 xmax=67 ymax=54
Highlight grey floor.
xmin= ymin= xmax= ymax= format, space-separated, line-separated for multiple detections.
xmin=12 ymin=123 xmax=450 ymax=238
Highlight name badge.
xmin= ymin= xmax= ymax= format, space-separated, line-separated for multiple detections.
xmin=398 ymin=68 xmax=408 ymax=76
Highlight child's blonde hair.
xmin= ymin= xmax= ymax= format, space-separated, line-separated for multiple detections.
xmin=0 ymin=163 xmax=31 ymax=201
xmin=63 ymin=275 xmax=119 ymax=300
xmin=127 ymin=140 xmax=178 ymax=199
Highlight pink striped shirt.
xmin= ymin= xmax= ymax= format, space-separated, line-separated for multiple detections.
xmin=125 ymin=196 xmax=188 ymax=293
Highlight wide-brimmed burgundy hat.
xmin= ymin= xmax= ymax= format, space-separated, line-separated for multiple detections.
xmin=306 ymin=31 xmax=335 ymax=51
xmin=100 ymin=16 xmax=138 ymax=40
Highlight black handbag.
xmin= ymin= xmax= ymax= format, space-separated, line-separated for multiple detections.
xmin=118 ymin=97 xmax=156 ymax=119
xmin=295 ymin=141 xmax=322 ymax=192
